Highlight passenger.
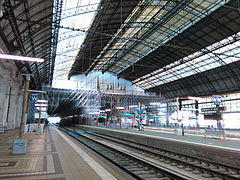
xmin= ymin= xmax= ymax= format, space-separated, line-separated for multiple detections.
xmin=138 ymin=119 xmax=144 ymax=131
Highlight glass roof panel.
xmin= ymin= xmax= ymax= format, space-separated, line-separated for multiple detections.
xmin=135 ymin=32 xmax=240 ymax=89
xmin=53 ymin=0 xmax=100 ymax=83
xmin=100 ymin=0 xmax=229 ymax=74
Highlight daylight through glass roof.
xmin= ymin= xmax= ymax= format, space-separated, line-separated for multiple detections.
xmin=133 ymin=32 xmax=240 ymax=89
xmin=53 ymin=0 xmax=100 ymax=82
xmin=93 ymin=0 xmax=229 ymax=74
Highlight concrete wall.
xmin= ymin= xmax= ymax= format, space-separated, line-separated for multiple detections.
xmin=0 ymin=60 xmax=23 ymax=133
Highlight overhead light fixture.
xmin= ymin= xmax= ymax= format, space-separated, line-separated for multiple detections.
xmin=28 ymin=90 xmax=47 ymax=93
xmin=105 ymin=109 xmax=111 ymax=112
xmin=35 ymin=104 xmax=48 ymax=107
xmin=99 ymin=110 xmax=105 ymax=113
xmin=150 ymin=102 xmax=161 ymax=105
xmin=187 ymin=96 xmax=201 ymax=100
xmin=36 ymin=107 xmax=47 ymax=109
xmin=129 ymin=105 xmax=138 ymax=108
xmin=37 ymin=100 xmax=48 ymax=103
xmin=116 ymin=106 xmax=124 ymax=110
xmin=37 ymin=107 xmax=47 ymax=109
xmin=0 ymin=54 xmax=44 ymax=63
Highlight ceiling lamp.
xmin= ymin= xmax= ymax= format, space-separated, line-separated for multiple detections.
xmin=0 ymin=54 xmax=44 ymax=63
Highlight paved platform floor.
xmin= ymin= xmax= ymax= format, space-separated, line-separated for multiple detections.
xmin=80 ymin=125 xmax=240 ymax=151
xmin=130 ymin=128 xmax=240 ymax=150
xmin=0 ymin=126 xmax=128 ymax=180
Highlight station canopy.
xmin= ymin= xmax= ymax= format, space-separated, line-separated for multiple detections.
xmin=67 ymin=0 xmax=240 ymax=98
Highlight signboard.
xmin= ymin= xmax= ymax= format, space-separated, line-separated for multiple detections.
xmin=204 ymin=114 xmax=223 ymax=120
xmin=138 ymin=111 xmax=143 ymax=114
xmin=120 ymin=113 xmax=134 ymax=117
xmin=34 ymin=112 xmax=48 ymax=119
xmin=12 ymin=139 xmax=27 ymax=155
xmin=212 ymin=96 xmax=222 ymax=105
xmin=201 ymin=107 xmax=225 ymax=112
xmin=146 ymin=107 xmax=158 ymax=113
xmin=148 ymin=116 xmax=154 ymax=119
xmin=31 ymin=94 xmax=38 ymax=104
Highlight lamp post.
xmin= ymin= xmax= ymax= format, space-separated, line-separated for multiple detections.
xmin=2 ymin=53 xmax=44 ymax=155
xmin=12 ymin=75 xmax=30 ymax=155
xmin=176 ymin=97 xmax=179 ymax=127
xmin=19 ymin=75 xmax=30 ymax=139
xmin=38 ymin=99 xmax=41 ymax=128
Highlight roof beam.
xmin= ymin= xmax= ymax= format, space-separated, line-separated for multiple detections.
xmin=101 ymin=0 xmax=191 ymax=74
xmin=50 ymin=0 xmax=63 ymax=86
xmin=23 ymin=0 xmax=41 ymax=89
xmin=3 ymin=0 xmax=37 ymax=88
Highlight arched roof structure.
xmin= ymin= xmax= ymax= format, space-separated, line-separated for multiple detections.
xmin=69 ymin=0 xmax=240 ymax=98
xmin=0 ymin=0 xmax=62 ymax=89
xmin=0 ymin=0 xmax=240 ymax=100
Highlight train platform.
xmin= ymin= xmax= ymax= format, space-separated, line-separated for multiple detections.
xmin=80 ymin=125 xmax=240 ymax=151
xmin=79 ymin=125 xmax=240 ymax=169
xmin=0 ymin=125 xmax=129 ymax=180
xmin=133 ymin=127 xmax=240 ymax=150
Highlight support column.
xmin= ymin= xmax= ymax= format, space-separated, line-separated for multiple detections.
xmin=0 ymin=74 xmax=10 ymax=133
xmin=6 ymin=86 xmax=18 ymax=130
xmin=15 ymin=89 xmax=23 ymax=128
xmin=0 ymin=77 xmax=7 ymax=133
xmin=19 ymin=76 xmax=30 ymax=139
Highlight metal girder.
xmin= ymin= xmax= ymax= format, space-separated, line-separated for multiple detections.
xmin=58 ymin=32 xmax=85 ymax=43
xmin=45 ymin=87 xmax=162 ymax=116
xmin=69 ymin=0 xmax=112 ymax=77
xmin=49 ymin=0 xmax=63 ymax=86
xmin=101 ymin=0 xmax=191 ymax=74
xmin=3 ymin=0 xmax=37 ymax=88
xmin=61 ymin=8 xmax=98 ymax=20
xmin=83 ymin=1 xmax=150 ymax=75
xmin=23 ymin=0 xmax=41 ymax=89
xmin=56 ymin=46 xmax=80 ymax=56
xmin=0 ymin=26 xmax=17 ymax=52
xmin=1 ymin=0 xmax=54 ymax=89
xmin=132 ymin=0 xmax=239 ymax=94
xmin=205 ymin=47 xmax=240 ymax=89
xmin=12 ymin=0 xmax=52 ymax=20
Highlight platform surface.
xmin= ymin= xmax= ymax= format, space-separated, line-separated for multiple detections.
xmin=0 ymin=126 xmax=125 ymax=180
xmin=81 ymin=125 xmax=240 ymax=151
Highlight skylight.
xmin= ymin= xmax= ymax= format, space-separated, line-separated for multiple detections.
xmin=53 ymin=0 xmax=100 ymax=83
xmin=133 ymin=32 xmax=240 ymax=89
xmin=93 ymin=0 xmax=229 ymax=74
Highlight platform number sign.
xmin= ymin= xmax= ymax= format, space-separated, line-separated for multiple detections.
xmin=31 ymin=94 xmax=38 ymax=104
xmin=212 ymin=96 xmax=222 ymax=105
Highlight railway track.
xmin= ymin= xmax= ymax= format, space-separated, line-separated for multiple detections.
xmin=60 ymin=126 xmax=240 ymax=180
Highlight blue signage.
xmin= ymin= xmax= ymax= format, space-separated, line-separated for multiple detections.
xmin=31 ymin=94 xmax=38 ymax=104
xmin=212 ymin=96 xmax=222 ymax=105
